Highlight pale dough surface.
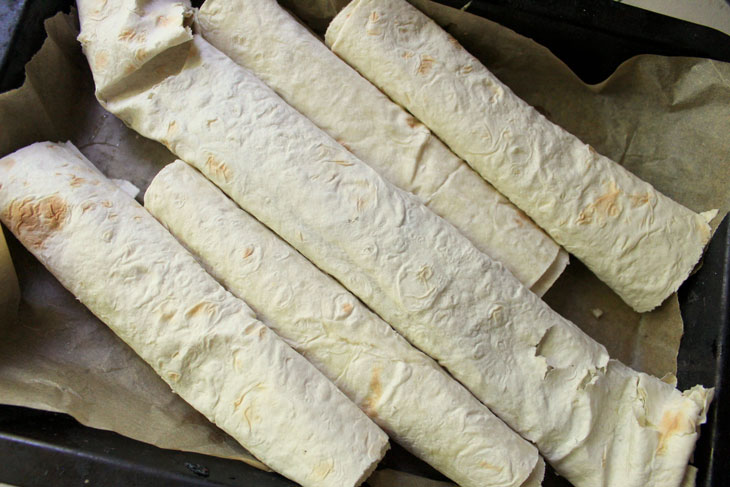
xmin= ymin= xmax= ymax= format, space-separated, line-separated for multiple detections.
xmin=101 ymin=34 xmax=711 ymax=487
xmin=325 ymin=0 xmax=713 ymax=313
xmin=0 ymin=142 xmax=388 ymax=487
xmin=195 ymin=0 xmax=566 ymax=294
xmin=146 ymin=160 xmax=544 ymax=487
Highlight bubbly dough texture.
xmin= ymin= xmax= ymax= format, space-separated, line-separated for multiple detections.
xmin=325 ymin=0 xmax=713 ymax=313
xmin=82 ymin=14 xmax=711 ymax=487
xmin=0 ymin=142 xmax=388 ymax=487
xmin=195 ymin=0 xmax=566 ymax=294
xmin=146 ymin=160 xmax=545 ymax=487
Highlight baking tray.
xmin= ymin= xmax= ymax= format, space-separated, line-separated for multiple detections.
xmin=0 ymin=1 xmax=728 ymax=486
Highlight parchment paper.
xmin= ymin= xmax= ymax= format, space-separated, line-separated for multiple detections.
xmin=0 ymin=1 xmax=729 ymax=486
xmin=0 ymin=227 xmax=18 ymax=331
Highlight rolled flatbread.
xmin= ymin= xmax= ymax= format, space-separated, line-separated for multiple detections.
xmin=146 ymin=160 xmax=545 ymax=487
xmin=92 ymin=31 xmax=713 ymax=487
xmin=0 ymin=141 xmax=388 ymax=487
xmin=324 ymin=0 xmax=714 ymax=313
xmin=195 ymin=0 xmax=567 ymax=295
xmin=76 ymin=1 xmax=713 ymax=483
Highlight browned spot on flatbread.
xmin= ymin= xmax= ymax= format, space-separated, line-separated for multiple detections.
xmin=184 ymin=301 xmax=217 ymax=319
xmin=336 ymin=139 xmax=352 ymax=152
xmin=479 ymin=461 xmax=503 ymax=471
xmin=630 ymin=193 xmax=652 ymax=208
xmin=402 ymin=51 xmax=414 ymax=59
xmin=124 ymin=63 xmax=137 ymax=75
xmin=369 ymin=11 xmax=379 ymax=22
xmin=362 ymin=367 xmax=383 ymax=417
xmin=167 ymin=121 xmax=179 ymax=137
xmin=81 ymin=201 xmax=95 ymax=213
xmin=4 ymin=195 xmax=69 ymax=249
xmin=576 ymin=182 xmax=621 ymax=225
xmin=461 ymin=65 xmax=473 ymax=74
xmin=94 ymin=51 xmax=109 ymax=69
xmin=70 ymin=175 xmax=86 ymax=187
xmin=405 ymin=116 xmax=421 ymax=129
xmin=118 ymin=29 xmax=136 ymax=41
xmin=243 ymin=247 xmax=254 ymax=259
xmin=101 ymin=200 xmax=113 ymax=208
xmin=447 ymin=35 xmax=461 ymax=47
xmin=656 ymin=409 xmax=692 ymax=455
xmin=334 ymin=160 xmax=354 ymax=167
xmin=156 ymin=14 xmax=176 ymax=27
xmin=134 ymin=48 xmax=148 ymax=62
xmin=418 ymin=55 xmax=435 ymax=75
xmin=206 ymin=155 xmax=232 ymax=182
xmin=312 ymin=459 xmax=334 ymax=480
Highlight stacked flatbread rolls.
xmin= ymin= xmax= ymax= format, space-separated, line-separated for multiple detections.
xmin=0 ymin=0 xmax=715 ymax=486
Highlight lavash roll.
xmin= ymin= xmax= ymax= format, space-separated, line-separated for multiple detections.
xmin=194 ymin=0 xmax=567 ymax=295
xmin=324 ymin=0 xmax=714 ymax=313
xmin=0 ymin=141 xmax=388 ymax=487
xmin=90 ymin=29 xmax=712 ymax=486
xmin=146 ymin=160 xmax=545 ymax=487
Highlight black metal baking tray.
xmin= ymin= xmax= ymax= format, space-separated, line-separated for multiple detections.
xmin=1 ymin=1 xmax=728 ymax=486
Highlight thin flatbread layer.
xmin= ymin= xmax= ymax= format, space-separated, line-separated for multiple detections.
xmin=76 ymin=0 xmax=194 ymax=96
xmin=0 ymin=141 xmax=388 ymax=487
xmin=324 ymin=0 xmax=713 ymax=313
xmin=95 ymin=32 xmax=712 ymax=487
xmin=195 ymin=0 xmax=566 ymax=294
xmin=146 ymin=160 xmax=545 ymax=487
xmin=102 ymin=31 xmax=718 ymax=487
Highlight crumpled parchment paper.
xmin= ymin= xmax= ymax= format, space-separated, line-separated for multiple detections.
xmin=1 ymin=1 xmax=729 ymax=486
xmin=0 ymin=227 xmax=18 ymax=332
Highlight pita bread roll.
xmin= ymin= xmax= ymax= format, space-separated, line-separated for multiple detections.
xmin=0 ymin=141 xmax=388 ymax=487
xmin=146 ymin=160 xmax=545 ymax=487
xmin=195 ymin=0 xmax=567 ymax=295
xmin=94 ymin=31 xmax=712 ymax=487
xmin=325 ymin=0 xmax=715 ymax=313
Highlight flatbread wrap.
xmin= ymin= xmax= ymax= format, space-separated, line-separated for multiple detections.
xmin=146 ymin=160 xmax=545 ymax=487
xmin=0 ymin=141 xmax=389 ymax=487
xmin=195 ymin=0 xmax=567 ymax=295
xmin=77 ymin=5 xmax=712 ymax=487
xmin=324 ymin=0 xmax=714 ymax=313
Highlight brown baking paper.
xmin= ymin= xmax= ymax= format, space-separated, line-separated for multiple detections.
xmin=0 ymin=1 xmax=729 ymax=486
xmin=0 ymin=227 xmax=19 ymax=331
